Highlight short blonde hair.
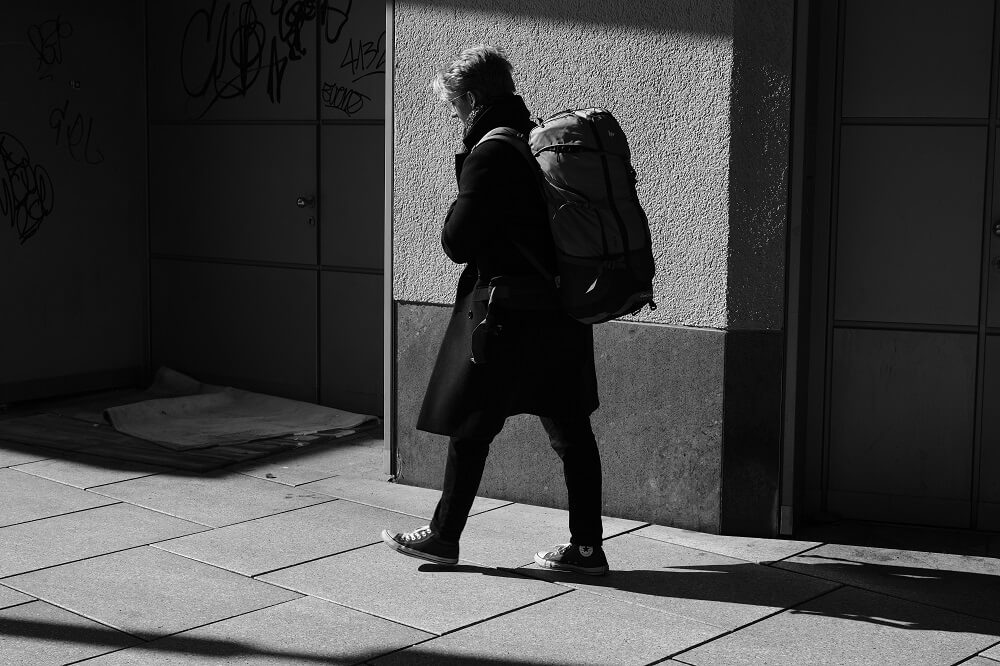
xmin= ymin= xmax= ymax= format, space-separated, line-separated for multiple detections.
xmin=431 ymin=45 xmax=515 ymax=104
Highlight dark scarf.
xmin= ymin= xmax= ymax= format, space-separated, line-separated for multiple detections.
xmin=461 ymin=95 xmax=535 ymax=150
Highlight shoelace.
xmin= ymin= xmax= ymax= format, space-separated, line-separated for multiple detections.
xmin=548 ymin=543 xmax=572 ymax=557
xmin=401 ymin=526 xmax=432 ymax=543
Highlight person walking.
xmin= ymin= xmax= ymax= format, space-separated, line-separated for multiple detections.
xmin=381 ymin=45 xmax=608 ymax=576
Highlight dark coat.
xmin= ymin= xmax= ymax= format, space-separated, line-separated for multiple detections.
xmin=416 ymin=95 xmax=599 ymax=439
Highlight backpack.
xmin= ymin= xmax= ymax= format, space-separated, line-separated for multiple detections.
xmin=477 ymin=108 xmax=656 ymax=324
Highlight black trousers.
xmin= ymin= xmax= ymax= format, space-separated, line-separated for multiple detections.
xmin=429 ymin=414 xmax=603 ymax=545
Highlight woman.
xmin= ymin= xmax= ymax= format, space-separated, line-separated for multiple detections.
xmin=382 ymin=45 xmax=607 ymax=575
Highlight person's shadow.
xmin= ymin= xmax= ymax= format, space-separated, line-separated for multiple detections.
xmin=419 ymin=555 xmax=1000 ymax=636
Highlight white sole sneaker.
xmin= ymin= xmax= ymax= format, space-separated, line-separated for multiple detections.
xmin=381 ymin=529 xmax=459 ymax=565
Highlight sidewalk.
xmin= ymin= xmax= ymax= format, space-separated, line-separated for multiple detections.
xmin=1 ymin=418 xmax=999 ymax=665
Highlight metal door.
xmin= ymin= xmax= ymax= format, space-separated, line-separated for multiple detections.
xmin=147 ymin=0 xmax=385 ymax=414
xmin=814 ymin=0 xmax=999 ymax=529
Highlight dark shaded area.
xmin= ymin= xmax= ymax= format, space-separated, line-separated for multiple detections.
xmin=0 ymin=388 xmax=381 ymax=476
xmin=720 ymin=330 xmax=784 ymax=536
xmin=719 ymin=0 xmax=796 ymax=537
xmin=399 ymin=0 xmax=731 ymax=34
xmin=795 ymin=519 xmax=1000 ymax=558
xmin=726 ymin=0 xmax=796 ymax=329
xmin=420 ymin=558 xmax=1000 ymax=633
xmin=0 ymin=610 xmax=581 ymax=665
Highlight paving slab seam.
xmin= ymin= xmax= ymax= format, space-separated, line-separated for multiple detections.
xmin=0 ymin=530 xmax=263 ymax=582
xmin=330 ymin=494 xmax=513 ymax=521
xmin=973 ymin=639 xmax=1000 ymax=663
xmin=625 ymin=530 xmax=817 ymax=564
xmin=0 ymin=597 xmax=36 ymax=612
xmin=64 ymin=496 xmax=219 ymax=529
xmin=83 ymin=490 xmax=342 ymax=529
xmin=322 ymin=495 xmax=439 ymax=520
xmin=456 ymin=499 xmax=516 ymax=517
xmin=762 ymin=555 xmax=1000 ymax=626
xmin=260 ymin=572 xmax=576 ymax=639
xmin=764 ymin=540 xmax=828 ymax=564
xmin=245 ymin=540 xmax=385 ymax=578
xmin=600 ymin=521 xmax=654 ymax=538
xmin=499 ymin=566 xmax=729 ymax=631
xmin=236 ymin=470 xmax=342 ymax=488
xmin=3 ymin=596 xmax=151 ymax=643
xmin=0 ymin=500 xmax=126 ymax=531
xmin=431 ymin=586 xmax=578 ymax=638
xmin=74 ymin=471 xmax=169 ymax=490
xmin=666 ymin=583 xmax=850 ymax=663
xmin=57 ymin=596 xmax=316 ymax=665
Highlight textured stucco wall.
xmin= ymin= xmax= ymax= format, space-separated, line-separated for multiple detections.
xmin=394 ymin=0 xmax=735 ymax=328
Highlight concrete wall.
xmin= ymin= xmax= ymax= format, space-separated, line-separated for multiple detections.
xmin=394 ymin=0 xmax=734 ymax=328
xmin=392 ymin=0 xmax=795 ymax=534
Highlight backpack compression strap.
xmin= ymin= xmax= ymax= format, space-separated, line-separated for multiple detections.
xmin=473 ymin=128 xmax=558 ymax=286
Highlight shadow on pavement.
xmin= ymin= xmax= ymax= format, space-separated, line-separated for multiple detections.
xmin=413 ymin=558 xmax=1000 ymax=636
xmin=0 ymin=613 xmax=581 ymax=665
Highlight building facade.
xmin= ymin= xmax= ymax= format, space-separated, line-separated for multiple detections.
xmin=391 ymin=0 xmax=1000 ymax=536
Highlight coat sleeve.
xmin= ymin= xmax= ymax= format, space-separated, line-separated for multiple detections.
xmin=441 ymin=142 xmax=522 ymax=264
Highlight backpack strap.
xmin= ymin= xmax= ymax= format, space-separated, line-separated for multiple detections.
xmin=473 ymin=128 xmax=558 ymax=286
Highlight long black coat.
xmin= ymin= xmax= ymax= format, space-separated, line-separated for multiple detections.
xmin=416 ymin=95 xmax=599 ymax=439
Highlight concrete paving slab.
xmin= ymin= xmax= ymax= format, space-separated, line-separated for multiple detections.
xmin=73 ymin=596 xmax=432 ymax=665
xmin=89 ymin=472 xmax=334 ymax=527
xmin=0 ymin=600 xmax=139 ymax=664
xmin=260 ymin=543 xmax=568 ymax=636
xmin=634 ymin=524 xmax=819 ymax=563
xmin=520 ymin=533 xmax=838 ymax=630
xmin=774 ymin=543 xmax=1000 ymax=622
xmin=460 ymin=502 xmax=647 ymax=569
xmin=0 ymin=503 xmax=207 ymax=577
xmin=675 ymin=586 xmax=1000 ymax=666
xmin=235 ymin=434 xmax=385 ymax=486
xmin=2 ymin=546 xmax=301 ymax=640
xmin=371 ymin=589 xmax=722 ymax=666
xmin=12 ymin=454 xmax=168 ymax=489
xmin=0 ymin=583 xmax=32 ymax=609
xmin=155 ymin=501 xmax=424 ymax=576
xmin=300 ymin=476 xmax=511 ymax=520
xmin=0 ymin=442 xmax=50 ymax=467
xmin=965 ymin=657 xmax=1000 ymax=665
xmin=982 ymin=642 xmax=1000 ymax=660
xmin=0 ymin=468 xmax=117 ymax=527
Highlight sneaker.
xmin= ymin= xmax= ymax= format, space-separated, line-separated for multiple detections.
xmin=534 ymin=543 xmax=609 ymax=576
xmin=381 ymin=526 xmax=459 ymax=565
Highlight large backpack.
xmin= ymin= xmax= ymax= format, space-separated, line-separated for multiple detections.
xmin=478 ymin=108 xmax=656 ymax=324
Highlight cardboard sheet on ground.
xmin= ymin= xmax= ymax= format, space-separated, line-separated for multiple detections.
xmin=103 ymin=368 xmax=376 ymax=451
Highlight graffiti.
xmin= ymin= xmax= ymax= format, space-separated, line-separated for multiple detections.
xmin=181 ymin=0 xmax=358 ymax=117
xmin=181 ymin=0 xmax=289 ymax=117
xmin=27 ymin=16 xmax=73 ymax=80
xmin=340 ymin=31 xmax=384 ymax=83
xmin=270 ymin=0 xmax=316 ymax=60
xmin=0 ymin=133 xmax=55 ymax=244
xmin=321 ymin=81 xmax=369 ymax=116
xmin=320 ymin=0 xmax=352 ymax=44
xmin=49 ymin=99 xmax=105 ymax=165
